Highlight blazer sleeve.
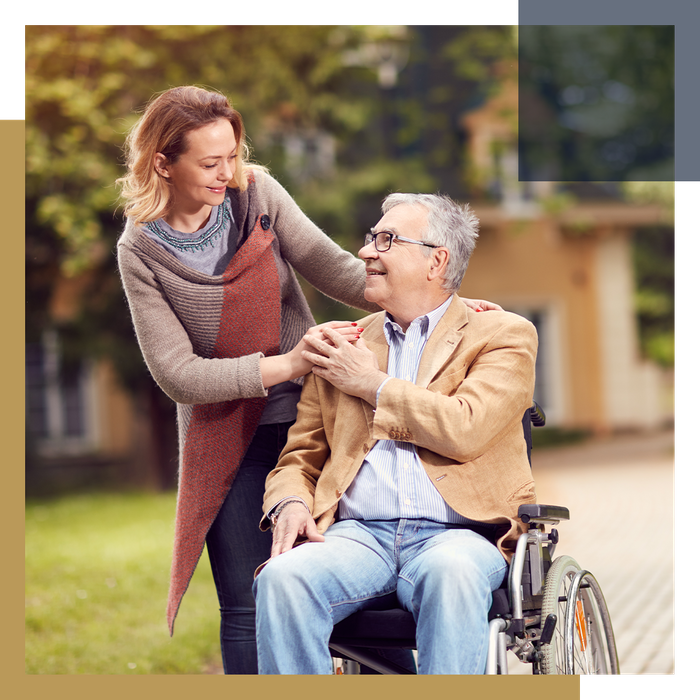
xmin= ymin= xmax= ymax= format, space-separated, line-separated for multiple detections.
xmin=260 ymin=373 xmax=330 ymax=527
xmin=372 ymin=315 xmax=538 ymax=463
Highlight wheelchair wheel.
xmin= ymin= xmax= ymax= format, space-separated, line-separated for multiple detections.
xmin=540 ymin=555 xmax=619 ymax=674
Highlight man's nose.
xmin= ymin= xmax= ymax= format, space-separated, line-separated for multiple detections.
xmin=359 ymin=240 xmax=377 ymax=259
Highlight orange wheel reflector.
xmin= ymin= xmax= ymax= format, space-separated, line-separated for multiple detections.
xmin=575 ymin=598 xmax=588 ymax=651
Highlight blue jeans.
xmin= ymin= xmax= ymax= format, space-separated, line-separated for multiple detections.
xmin=254 ymin=518 xmax=508 ymax=674
xmin=205 ymin=423 xmax=415 ymax=675
xmin=205 ymin=421 xmax=293 ymax=674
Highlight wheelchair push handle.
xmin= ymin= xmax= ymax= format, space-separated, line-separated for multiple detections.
xmin=529 ymin=401 xmax=546 ymax=427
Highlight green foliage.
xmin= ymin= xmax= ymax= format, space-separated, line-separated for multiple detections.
xmin=25 ymin=491 xmax=221 ymax=674
xmin=632 ymin=226 xmax=675 ymax=367
xmin=618 ymin=182 xmax=674 ymax=367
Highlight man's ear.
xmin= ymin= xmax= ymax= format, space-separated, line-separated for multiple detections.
xmin=427 ymin=247 xmax=450 ymax=282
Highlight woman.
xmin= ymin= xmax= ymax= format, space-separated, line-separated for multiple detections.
xmin=116 ymin=86 xmax=498 ymax=674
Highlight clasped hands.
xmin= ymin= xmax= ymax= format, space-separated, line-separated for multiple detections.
xmin=301 ymin=325 xmax=385 ymax=406
xmin=298 ymin=297 xmax=503 ymax=401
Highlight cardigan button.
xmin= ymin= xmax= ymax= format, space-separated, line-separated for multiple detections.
xmin=335 ymin=489 xmax=342 ymax=499
xmin=260 ymin=214 xmax=271 ymax=230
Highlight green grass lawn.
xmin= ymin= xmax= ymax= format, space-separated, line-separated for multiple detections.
xmin=25 ymin=491 xmax=223 ymax=674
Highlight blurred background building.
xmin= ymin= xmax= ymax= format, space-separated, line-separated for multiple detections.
xmin=25 ymin=25 xmax=674 ymax=495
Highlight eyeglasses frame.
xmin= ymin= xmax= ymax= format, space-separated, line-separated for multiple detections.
xmin=364 ymin=230 xmax=440 ymax=252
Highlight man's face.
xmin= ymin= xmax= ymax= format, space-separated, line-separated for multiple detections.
xmin=359 ymin=203 xmax=432 ymax=317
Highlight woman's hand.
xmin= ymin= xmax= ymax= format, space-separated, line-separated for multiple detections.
xmin=260 ymin=321 xmax=363 ymax=388
xmin=304 ymin=321 xmax=363 ymax=347
xmin=460 ymin=298 xmax=503 ymax=312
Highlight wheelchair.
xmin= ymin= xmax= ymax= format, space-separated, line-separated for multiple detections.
xmin=329 ymin=403 xmax=619 ymax=675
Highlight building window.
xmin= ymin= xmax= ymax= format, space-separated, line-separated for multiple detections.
xmin=25 ymin=330 xmax=97 ymax=456
xmin=508 ymin=304 xmax=565 ymax=426
xmin=524 ymin=309 xmax=549 ymax=411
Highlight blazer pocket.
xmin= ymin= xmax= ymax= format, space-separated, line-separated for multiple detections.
xmin=428 ymin=367 xmax=467 ymax=395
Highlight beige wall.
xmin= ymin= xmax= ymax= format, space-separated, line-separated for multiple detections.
xmin=460 ymin=210 xmax=605 ymax=430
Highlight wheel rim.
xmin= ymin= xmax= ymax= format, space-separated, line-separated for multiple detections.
xmin=540 ymin=556 xmax=618 ymax=674
xmin=565 ymin=570 xmax=619 ymax=674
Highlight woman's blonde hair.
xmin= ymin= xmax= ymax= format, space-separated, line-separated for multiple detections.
xmin=117 ymin=86 xmax=266 ymax=222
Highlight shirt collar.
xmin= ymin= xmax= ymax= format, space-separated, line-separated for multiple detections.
xmin=383 ymin=295 xmax=453 ymax=343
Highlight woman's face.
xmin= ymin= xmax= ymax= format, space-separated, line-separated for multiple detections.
xmin=155 ymin=119 xmax=238 ymax=223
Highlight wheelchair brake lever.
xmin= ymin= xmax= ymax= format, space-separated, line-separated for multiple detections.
xmin=540 ymin=614 xmax=557 ymax=646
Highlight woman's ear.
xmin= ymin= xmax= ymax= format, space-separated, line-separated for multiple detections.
xmin=154 ymin=153 xmax=170 ymax=178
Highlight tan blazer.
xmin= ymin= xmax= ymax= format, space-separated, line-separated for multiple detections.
xmin=261 ymin=295 xmax=539 ymax=561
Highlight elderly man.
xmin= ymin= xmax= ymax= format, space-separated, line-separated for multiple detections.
xmin=253 ymin=193 xmax=538 ymax=674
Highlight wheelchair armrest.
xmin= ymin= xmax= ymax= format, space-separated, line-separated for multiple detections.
xmin=518 ymin=504 xmax=570 ymax=524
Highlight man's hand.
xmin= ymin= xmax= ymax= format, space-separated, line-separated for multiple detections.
xmin=263 ymin=321 xmax=363 ymax=388
xmin=301 ymin=327 xmax=387 ymax=406
xmin=270 ymin=502 xmax=324 ymax=558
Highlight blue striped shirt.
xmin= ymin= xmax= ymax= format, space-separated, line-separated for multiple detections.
xmin=338 ymin=296 xmax=472 ymax=524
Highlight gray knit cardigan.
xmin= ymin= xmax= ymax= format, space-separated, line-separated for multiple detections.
xmin=117 ymin=171 xmax=376 ymax=632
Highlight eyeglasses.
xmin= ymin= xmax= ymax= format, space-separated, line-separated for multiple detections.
xmin=364 ymin=231 xmax=439 ymax=252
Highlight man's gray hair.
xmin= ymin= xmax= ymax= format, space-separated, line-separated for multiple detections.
xmin=381 ymin=192 xmax=480 ymax=293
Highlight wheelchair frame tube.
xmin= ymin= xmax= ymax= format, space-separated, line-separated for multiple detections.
xmin=508 ymin=532 xmax=532 ymax=621
xmin=329 ymin=645 xmax=416 ymax=675
xmin=486 ymin=618 xmax=508 ymax=674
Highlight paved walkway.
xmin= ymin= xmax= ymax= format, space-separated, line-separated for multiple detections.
xmin=507 ymin=428 xmax=674 ymax=675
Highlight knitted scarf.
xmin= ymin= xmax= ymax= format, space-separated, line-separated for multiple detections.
xmin=166 ymin=212 xmax=280 ymax=634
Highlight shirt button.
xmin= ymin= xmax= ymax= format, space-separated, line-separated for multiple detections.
xmin=404 ymin=498 xmax=411 ymax=506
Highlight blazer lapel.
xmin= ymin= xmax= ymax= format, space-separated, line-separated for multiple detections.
xmin=359 ymin=298 xmax=469 ymax=392
xmin=359 ymin=314 xmax=389 ymax=427
xmin=416 ymin=296 xmax=469 ymax=388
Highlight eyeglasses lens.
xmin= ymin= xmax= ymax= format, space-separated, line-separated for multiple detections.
xmin=365 ymin=232 xmax=394 ymax=251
